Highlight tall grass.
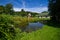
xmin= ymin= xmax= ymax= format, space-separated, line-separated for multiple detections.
xmin=0 ymin=14 xmax=28 ymax=40
xmin=0 ymin=14 xmax=60 ymax=40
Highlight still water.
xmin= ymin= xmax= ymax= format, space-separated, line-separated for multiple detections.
xmin=24 ymin=22 xmax=44 ymax=32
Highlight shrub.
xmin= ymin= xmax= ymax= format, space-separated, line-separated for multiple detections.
xmin=0 ymin=14 xmax=16 ymax=40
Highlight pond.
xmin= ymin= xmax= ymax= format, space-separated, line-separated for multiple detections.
xmin=23 ymin=22 xmax=44 ymax=32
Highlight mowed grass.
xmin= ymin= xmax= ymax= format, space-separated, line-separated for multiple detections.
xmin=19 ymin=25 xmax=60 ymax=40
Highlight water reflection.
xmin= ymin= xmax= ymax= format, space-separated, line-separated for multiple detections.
xmin=24 ymin=22 xmax=44 ymax=32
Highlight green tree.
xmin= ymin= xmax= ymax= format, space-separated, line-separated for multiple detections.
xmin=56 ymin=0 xmax=60 ymax=22
xmin=0 ymin=6 xmax=5 ymax=14
xmin=48 ymin=0 xmax=60 ymax=22
xmin=48 ymin=0 xmax=56 ymax=21
xmin=5 ymin=3 xmax=14 ymax=14
xmin=20 ymin=9 xmax=27 ymax=16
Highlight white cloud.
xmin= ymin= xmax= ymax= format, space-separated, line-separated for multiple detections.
xmin=13 ymin=7 xmax=48 ymax=13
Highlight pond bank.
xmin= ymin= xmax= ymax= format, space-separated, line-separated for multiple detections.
xmin=21 ymin=22 xmax=44 ymax=32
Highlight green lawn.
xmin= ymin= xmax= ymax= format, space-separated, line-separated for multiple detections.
xmin=15 ymin=25 xmax=60 ymax=40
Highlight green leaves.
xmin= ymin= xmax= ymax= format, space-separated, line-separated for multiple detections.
xmin=0 ymin=14 xmax=16 ymax=40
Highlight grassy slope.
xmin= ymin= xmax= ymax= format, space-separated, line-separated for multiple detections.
xmin=20 ymin=25 xmax=60 ymax=40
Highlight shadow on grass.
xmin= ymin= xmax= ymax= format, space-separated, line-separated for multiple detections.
xmin=44 ymin=20 xmax=60 ymax=28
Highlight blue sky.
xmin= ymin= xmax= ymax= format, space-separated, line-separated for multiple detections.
xmin=0 ymin=0 xmax=48 ymax=13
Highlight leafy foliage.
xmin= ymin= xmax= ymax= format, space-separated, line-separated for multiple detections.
xmin=0 ymin=14 xmax=17 ymax=40
xmin=0 ymin=6 xmax=5 ymax=14
xmin=0 ymin=3 xmax=14 ymax=15
xmin=48 ymin=0 xmax=60 ymax=22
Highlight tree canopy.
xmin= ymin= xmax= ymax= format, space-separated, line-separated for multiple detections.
xmin=48 ymin=0 xmax=60 ymax=23
xmin=0 ymin=3 xmax=13 ymax=14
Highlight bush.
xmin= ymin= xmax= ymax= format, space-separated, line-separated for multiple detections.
xmin=0 ymin=14 xmax=17 ymax=40
xmin=0 ymin=14 xmax=28 ymax=40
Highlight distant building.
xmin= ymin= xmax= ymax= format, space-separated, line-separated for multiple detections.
xmin=28 ymin=13 xmax=31 ymax=17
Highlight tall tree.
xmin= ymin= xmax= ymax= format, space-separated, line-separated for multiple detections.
xmin=20 ymin=9 xmax=27 ymax=16
xmin=48 ymin=0 xmax=60 ymax=22
xmin=5 ymin=3 xmax=13 ymax=14
xmin=0 ymin=6 xmax=5 ymax=14
xmin=48 ymin=0 xmax=56 ymax=21
xmin=56 ymin=0 xmax=60 ymax=22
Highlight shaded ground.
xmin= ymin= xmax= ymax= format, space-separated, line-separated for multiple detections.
xmin=44 ymin=20 xmax=60 ymax=28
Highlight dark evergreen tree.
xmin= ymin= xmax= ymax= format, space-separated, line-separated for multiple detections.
xmin=48 ymin=0 xmax=60 ymax=22
xmin=20 ymin=9 xmax=27 ymax=16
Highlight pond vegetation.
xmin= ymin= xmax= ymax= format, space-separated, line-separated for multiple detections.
xmin=0 ymin=14 xmax=60 ymax=40
xmin=0 ymin=0 xmax=60 ymax=40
